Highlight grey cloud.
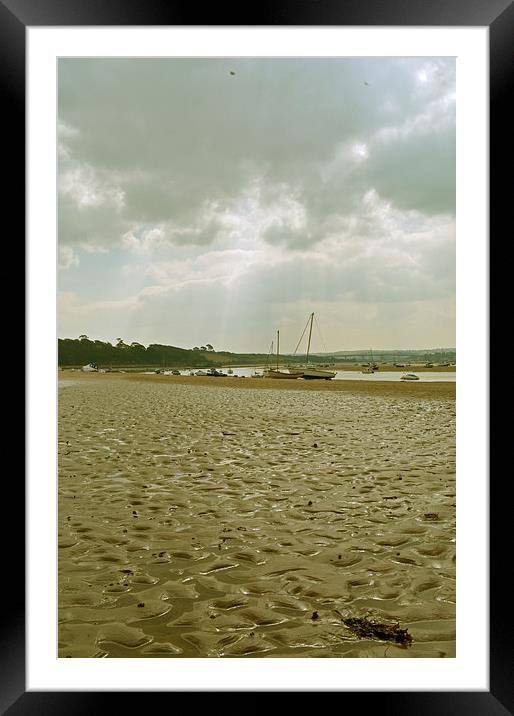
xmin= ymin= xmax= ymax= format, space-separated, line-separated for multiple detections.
xmin=58 ymin=56 xmax=456 ymax=350
xmin=108 ymin=246 xmax=454 ymax=351
xmin=366 ymin=132 xmax=455 ymax=214
xmin=58 ymin=57 xmax=455 ymax=253
xmin=58 ymin=194 xmax=129 ymax=247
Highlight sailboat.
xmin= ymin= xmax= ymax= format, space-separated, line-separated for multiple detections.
xmin=361 ymin=348 xmax=375 ymax=374
xmin=263 ymin=330 xmax=302 ymax=379
xmin=289 ymin=313 xmax=336 ymax=380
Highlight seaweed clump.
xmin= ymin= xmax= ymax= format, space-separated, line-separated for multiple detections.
xmin=341 ymin=616 xmax=413 ymax=646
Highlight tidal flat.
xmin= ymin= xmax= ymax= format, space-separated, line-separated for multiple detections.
xmin=58 ymin=373 xmax=455 ymax=658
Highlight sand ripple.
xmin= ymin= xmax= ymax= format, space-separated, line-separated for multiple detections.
xmin=59 ymin=378 xmax=455 ymax=658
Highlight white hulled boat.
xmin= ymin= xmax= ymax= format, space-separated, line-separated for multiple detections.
xmin=288 ymin=313 xmax=336 ymax=380
xmin=361 ymin=348 xmax=377 ymax=373
xmin=81 ymin=363 xmax=98 ymax=372
xmin=264 ymin=330 xmax=303 ymax=379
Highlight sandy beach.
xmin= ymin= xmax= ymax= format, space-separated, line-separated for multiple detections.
xmin=58 ymin=372 xmax=455 ymax=658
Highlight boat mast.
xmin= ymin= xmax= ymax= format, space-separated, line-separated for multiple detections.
xmin=277 ymin=330 xmax=279 ymax=370
xmin=266 ymin=339 xmax=273 ymax=369
xmin=306 ymin=312 xmax=314 ymax=365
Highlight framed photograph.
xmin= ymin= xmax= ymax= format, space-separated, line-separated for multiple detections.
xmin=10 ymin=0 xmax=506 ymax=711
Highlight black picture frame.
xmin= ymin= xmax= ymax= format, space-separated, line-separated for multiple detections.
xmin=9 ymin=0 xmax=507 ymax=712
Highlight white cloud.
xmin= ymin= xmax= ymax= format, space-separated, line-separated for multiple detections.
xmin=143 ymin=247 xmax=264 ymax=287
xmin=59 ymin=163 xmax=126 ymax=210
xmin=58 ymin=245 xmax=79 ymax=270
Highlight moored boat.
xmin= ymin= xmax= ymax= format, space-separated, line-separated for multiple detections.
xmin=297 ymin=367 xmax=336 ymax=380
xmin=265 ymin=369 xmax=302 ymax=379
xmin=289 ymin=313 xmax=336 ymax=379
xmin=81 ymin=363 xmax=98 ymax=372
xmin=263 ymin=330 xmax=302 ymax=379
xmin=206 ymin=368 xmax=227 ymax=377
xmin=361 ymin=348 xmax=377 ymax=373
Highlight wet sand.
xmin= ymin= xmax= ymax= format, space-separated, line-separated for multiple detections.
xmin=59 ymin=372 xmax=455 ymax=658
xmin=117 ymin=371 xmax=455 ymax=400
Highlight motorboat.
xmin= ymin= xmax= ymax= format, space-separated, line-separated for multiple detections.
xmin=81 ymin=363 xmax=98 ymax=372
xmin=206 ymin=368 xmax=227 ymax=377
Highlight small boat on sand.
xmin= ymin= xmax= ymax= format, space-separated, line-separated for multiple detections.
xmin=362 ymin=349 xmax=377 ymax=373
xmin=288 ymin=313 xmax=336 ymax=380
xmin=82 ymin=363 xmax=98 ymax=372
xmin=206 ymin=368 xmax=227 ymax=377
xmin=264 ymin=331 xmax=302 ymax=379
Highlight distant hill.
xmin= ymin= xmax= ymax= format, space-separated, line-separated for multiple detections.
xmin=328 ymin=349 xmax=455 ymax=356
xmin=323 ymin=348 xmax=456 ymax=361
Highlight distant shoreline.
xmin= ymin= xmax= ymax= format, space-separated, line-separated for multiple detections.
xmin=227 ymin=363 xmax=456 ymax=373
xmin=59 ymin=369 xmax=456 ymax=400
xmin=58 ymin=362 xmax=456 ymax=373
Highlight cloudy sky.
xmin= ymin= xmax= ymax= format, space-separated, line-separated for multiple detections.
xmin=58 ymin=57 xmax=455 ymax=353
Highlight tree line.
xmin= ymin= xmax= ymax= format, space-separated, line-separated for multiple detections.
xmin=58 ymin=336 xmax=269 ymax=368
xmin=58 ymin=335 xmax=450 ymax=369
xmin=58 ymin=337 xmax=215 ymax=368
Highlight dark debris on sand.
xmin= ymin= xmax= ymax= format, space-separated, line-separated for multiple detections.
xmin=340 ymin=615 xmax=413 ymax=646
